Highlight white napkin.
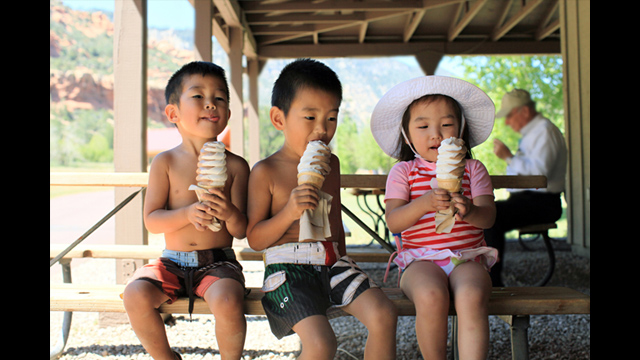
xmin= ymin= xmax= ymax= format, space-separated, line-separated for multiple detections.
xmin=189 ymin=184 xmax=222 ymax=232
xmin=430 ymin=177 xmax=455 ymax=234
xmin=299 ymin=191 xmax=333 ymax=241
xmin=435 ymin=205 xmax=456 ymax=233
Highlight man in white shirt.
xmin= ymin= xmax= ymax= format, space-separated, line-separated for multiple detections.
xmin=485 ymin=89 xmax=567 ymax=286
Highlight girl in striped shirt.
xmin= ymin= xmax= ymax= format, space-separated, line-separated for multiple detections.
xmin=371 ymin=76 xmax=498 ymax=360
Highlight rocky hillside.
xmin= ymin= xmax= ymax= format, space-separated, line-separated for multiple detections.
xmin=50 ymin=0 xmax=193 ymax=126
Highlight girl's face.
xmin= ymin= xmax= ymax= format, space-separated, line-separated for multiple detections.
xmin=406 ymin=97 xmax=461 ymax=162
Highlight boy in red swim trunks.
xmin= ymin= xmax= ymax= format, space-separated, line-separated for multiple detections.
xmin=122 ymin=62 xmax=250 ymax=360
xmin=246 ymin=59 xmax=398 ymax=360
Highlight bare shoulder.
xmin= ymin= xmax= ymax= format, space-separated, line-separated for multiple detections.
xmin=224 ymin=150 xmax=250 ymax=177
xmin=249 ymin=153 xmax=280 ymax=180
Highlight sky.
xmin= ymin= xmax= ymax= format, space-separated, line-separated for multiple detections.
xmin=64 ymin=0 xmax=195 ymax=30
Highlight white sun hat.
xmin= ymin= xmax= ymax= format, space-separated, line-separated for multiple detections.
xmin=370 ymin=76 xmax=495 ymax=158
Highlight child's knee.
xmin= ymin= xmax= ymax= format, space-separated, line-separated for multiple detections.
xmin=414 ymin=286 xmax=449 ymax=312
xmin=204 ymin=282 xmax=245 ymax=315
xmin=303 ymin=333 xmax=337 ymax=359
xmin=373 ymin=296 xmax=398 ymax=326
xmin=454 ymin=284 xmax=490 ymax=311
xmin=123 ymin=280 xmax=164 ymax=310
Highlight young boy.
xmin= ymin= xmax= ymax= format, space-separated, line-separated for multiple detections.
xmin=122 ymin=61 xmax=250 ymax=360
xmin=246 ymin=58 xmax=398 ymax=360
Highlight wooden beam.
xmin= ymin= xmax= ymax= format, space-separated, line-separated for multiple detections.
xmin=415 ymin=51 xmax=443 ymax=75
xmin=257 ymin=10 xmax=413 ymax=46
xmin=535 ymin=19 xmax=559 ymax=40
xmin=213 ymin=0 xmax=242 ymax=27
xmin=213 ymin=0 xmax=258 ymax=58
xmin=51 ymin=173 xmax=547 ymax=190
xmin=247 ymin=13 xmax=365 ymax=25
xmin=242 ymin=0 xmax=424 ymax=13
xmin=492 ymin=0 xmax=543 ymax=41
xmin=359 ymin=22 xmax=368 ymax=43
xmin=448 ymin=0 xmax=487 ymax=42
xmin=228 ymin=27 xmax=244 ymax=157
xmin=194 ymin=0 xmax=213 ymax=61
xmin=257 ymin=40 xmax=560 ymax=59
xmin=247 ymin=58 xmax=261 ymax=167
xmin=112 ymin=0 xmax=148 ymax=283
xmin=535 ymin=0 xmax=560 ymax=40
xmin=404 ymin=9 xmax=426 ymax=43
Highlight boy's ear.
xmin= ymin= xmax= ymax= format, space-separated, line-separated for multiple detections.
xmin=270 ymin=106 xmax=285 ymax=130
xmin=165 ymin=104 xmax=179 ymax=124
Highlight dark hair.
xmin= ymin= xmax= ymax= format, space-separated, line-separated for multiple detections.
xmin=396 ymin=94 xmax=473 ymax=162
xmin=271 ymin=58 xmax=342 ymax=116
xmin=165 ymin=61 xmax=230 ymax=106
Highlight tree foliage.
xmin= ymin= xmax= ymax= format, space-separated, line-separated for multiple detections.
xmin=453 ymin=55 xmax=564 ymax=175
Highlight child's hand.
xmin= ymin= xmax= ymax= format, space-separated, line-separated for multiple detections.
xmin=423 ymin=188 xmax=451 ymax=212
xmin=199 ymin=188 xmax=235 ymax=223
xmin=284 ymin=184 xmax=319 ymax=221
xmin=450 ymin=192 xmax=472 ymax=220
xmin=186 ymin=201 xmax=215 ymax=231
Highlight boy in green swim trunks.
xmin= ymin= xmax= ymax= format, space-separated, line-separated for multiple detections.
xmin=246 ymin=58 xmax=398 ymax=360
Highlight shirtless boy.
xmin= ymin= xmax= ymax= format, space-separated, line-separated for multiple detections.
xmin=246 ymin=58 xmax=397 ymax=360
xmin=122 ymin=61 xmax=250 ymax=360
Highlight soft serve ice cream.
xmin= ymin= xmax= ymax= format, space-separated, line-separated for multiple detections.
xmin=435 ymin=137 xmax=467 ymax=233
xmin=196 ymin=141 xmax=227 ymax=188
xmin=189 ymin=141 xmax=227 ymax=231
xmin=297 ymin=140 xmax=332 ymax=241
xmin=436 ymin=137 xmax=467 ymax=193
xmin=297 ymin=140 xmax=331 ymax=189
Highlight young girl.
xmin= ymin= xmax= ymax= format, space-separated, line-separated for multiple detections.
xmin=370 ymin=76 xmax=498 ymax=360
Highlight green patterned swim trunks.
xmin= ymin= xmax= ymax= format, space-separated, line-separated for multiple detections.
xmin=261 ymin=242 xmax=376 ymax=339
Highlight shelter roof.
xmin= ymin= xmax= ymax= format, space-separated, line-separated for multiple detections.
xmin=205 ymin=0 xmax=561 ymax=60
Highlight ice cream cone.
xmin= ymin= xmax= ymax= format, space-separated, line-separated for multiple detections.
xmin=189 ymin=184 xmax=224 ymax=232
xmin=190 ymin=141 xmax=227 ymax=232
xmin=297 ymin=171 xmax=325 ymax=189
xmin=437 ymin=178 xmax=462 ymax=193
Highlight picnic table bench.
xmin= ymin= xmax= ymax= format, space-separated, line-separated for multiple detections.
xmin=51 ymin=172 xmax=587 ymax=360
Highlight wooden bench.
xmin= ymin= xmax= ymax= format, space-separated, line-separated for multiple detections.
xmin=49 ymin=244 xmax=392 ymax=264
xmin=51 ymin=283 xmax=589 ymax=317
xmin=50 ymin=281 xmax=589 ymax=360
xmin=51 ymin=173 xmax=579 ymax=359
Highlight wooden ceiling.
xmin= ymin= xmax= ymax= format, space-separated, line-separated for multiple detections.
xmin=206 ymin=0 xmax=561 ymax=61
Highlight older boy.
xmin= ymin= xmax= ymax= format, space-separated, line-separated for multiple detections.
xmin=246 ymin=58 xmax=397 ymax=360
xmin=122 ymin=61 xmax=249 ymax=360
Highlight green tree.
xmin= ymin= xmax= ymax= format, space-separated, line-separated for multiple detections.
xmin=258 ymin=105 xmax=284 ymax=159
xmin=455 ymin=55 xmax=564 ymax=175
xmin=334 ymin=113 xmax=359 ymax=174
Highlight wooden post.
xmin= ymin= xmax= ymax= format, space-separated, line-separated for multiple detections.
xmin=194 ymin=0 xmax=213 ymax=62
xmin=113 ymin=0 xmax=148 ymax=284
xmin=560 ymin=0 xmax=590 ymax=257
xmin=228 ymin=27 xmax=244 ymax=157
xmin=247 ymin=58 xmax=263 ymax=167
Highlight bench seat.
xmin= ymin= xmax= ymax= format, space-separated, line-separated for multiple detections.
xmin=50 ymin=244 xmax=392 ymax=263
xmin=50 ymin=284 xmax=589 ymax=317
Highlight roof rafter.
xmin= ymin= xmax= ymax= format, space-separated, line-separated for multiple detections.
xmin=241 ymin=0 xmax=424 ymax=13
xmin=256 ymin=10 xmax=413 ymax=46
xmin=535 ymin=0 xmax=560 ymax=40
xmin=448 ymin=0 xmax=488 ymax=42
xmin=492 ymin=0 xmax=543 ymax=41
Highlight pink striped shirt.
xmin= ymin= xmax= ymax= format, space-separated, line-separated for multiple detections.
xmin=385 ymin=157 xmax=494 ymax=251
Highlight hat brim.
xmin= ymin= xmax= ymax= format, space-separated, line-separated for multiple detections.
xmin=370 ymin=76 xmax=495 ymax=158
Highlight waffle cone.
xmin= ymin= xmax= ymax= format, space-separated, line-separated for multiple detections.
xmin=437 ymin=178 xmax=462 ymax=193
xmin=188 ymin=184 xmax=223 ymax=232
xmin=297 ymin=171 xmax=325 ymax=189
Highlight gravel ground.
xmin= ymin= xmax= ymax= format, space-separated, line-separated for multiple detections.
xmin=50 ymin=238 xmax=589 ymax=359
